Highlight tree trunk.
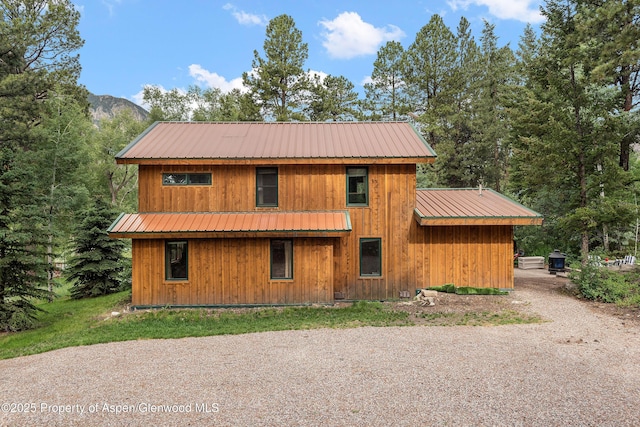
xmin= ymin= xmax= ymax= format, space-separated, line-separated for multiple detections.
xmin=619 ymin=66 xmax=633 ymax=171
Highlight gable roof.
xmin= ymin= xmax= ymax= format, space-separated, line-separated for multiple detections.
xmin=116 ymin=121 xmax=437 ymax=165
xmin=108 ymin=211 xmax=352 ymax=239
xmin=414 ymin=188 xmax=543 ymax=226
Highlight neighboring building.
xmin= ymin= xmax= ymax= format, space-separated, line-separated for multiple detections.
xmin=108 ymin=122 xmax=542 ymax=307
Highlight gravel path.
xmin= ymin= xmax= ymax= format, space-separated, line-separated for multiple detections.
xmin=1 ymin=269 xmax=639 ymax=426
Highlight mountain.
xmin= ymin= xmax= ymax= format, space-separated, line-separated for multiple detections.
xmin=88 ymin=93 xmax=149 ymax=124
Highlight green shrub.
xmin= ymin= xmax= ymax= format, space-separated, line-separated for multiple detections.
xmin=571 ymin=265 xmax=636 ymax=303
xmin=425 ymin=284 xmax=508 ymax=295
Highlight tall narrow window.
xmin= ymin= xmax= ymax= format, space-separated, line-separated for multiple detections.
xmin=257 ymin=168 xmax=278 ymax=207
xmin=166 ymin=241 xmax=188 ymax=280
xmin=347 ymin=167 xmax=368 ymax=206
xmin=271 ymin=239 xmax=293 ymax=280
xmin=360 ymin=238 xmax=381 ymax=276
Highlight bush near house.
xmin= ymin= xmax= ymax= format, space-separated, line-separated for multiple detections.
xmin=571 ymin=265 xmax=640 ymax=306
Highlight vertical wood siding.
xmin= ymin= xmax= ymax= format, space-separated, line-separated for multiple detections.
xmin=132 ymin=164 xmax=514 ymax=305
xmin=132 ymin=238 xmax=334 ymax=306
xmin=411 ymin=224 xmax=514 ymax=290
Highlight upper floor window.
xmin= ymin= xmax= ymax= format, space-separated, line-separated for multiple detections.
xmin=162 ymin=173 xmax=212 ymax=185
xmin=256 ymin=167 xmax=278 ymax=207
xmin=347 ymin=167 xmax=368 ymax=206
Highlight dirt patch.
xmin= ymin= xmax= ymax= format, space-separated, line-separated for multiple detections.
xmin=383 ymin=268 xmax=640 ymax=327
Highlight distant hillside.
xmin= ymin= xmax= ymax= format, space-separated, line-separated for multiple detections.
xmin=88 ymin=93 xmax=149 ymax=124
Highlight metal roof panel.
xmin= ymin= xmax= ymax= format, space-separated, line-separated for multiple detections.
xmin=109 ymin=211 xmax=352 ymax=237
xmin=116 ymin=122 xmax=437 ymax=162
xmin=414 ymin=188 xmax=543 ymax=226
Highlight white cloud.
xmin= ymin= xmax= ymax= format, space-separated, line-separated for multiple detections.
xmin=188 ymin=64 xmax=244 ymax=93
xmin=319 ymin=12 xmax=405 ymax=59
xmin=223 ymin=3 xmax=268 ymax=26
xmin=447 ymin=0 xmax=544 ymax=23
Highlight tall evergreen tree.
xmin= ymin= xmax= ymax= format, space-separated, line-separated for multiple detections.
xmin=66 ymin=198 xmax=126 ymax=299
xmin=471 ymin=21 xmax=516 ymax=192
xmin=404 ymin=15 xmax=459 ymax=187
xmin=242 ymin=14 xmax=309 ymax=121
xmin=1 ymin=0 xmax=84 ymax=326
xmin=436 ymin=17 xmax=482 ymax=188
xmin=575 ymin=0 xmax=640 ymax=171
xmin=363 ymin=41 xmax=408 ymax=121
xmin=0 ymin=146 xmax=49 ymax=331
xmin=306 ymin=74 xmax=360 ymax=121
xmin=509 ymin=0 xmax=633 ymax=261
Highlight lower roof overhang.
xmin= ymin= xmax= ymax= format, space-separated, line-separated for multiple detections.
xmin=413 ymin=209 xmax=544 ymax=226
xmin=414 ymin=188 xmax=544 ymax=226
xmin=108 ymin=211 xmax=352 ymax=239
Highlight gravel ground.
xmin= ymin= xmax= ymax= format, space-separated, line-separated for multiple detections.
xmin=1 ymin=269 xmax=639 ymax=426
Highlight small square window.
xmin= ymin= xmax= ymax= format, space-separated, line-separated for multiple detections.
xmin=360 ymin=238 xmax=381 ymax=276
xmin=166 ymin=241 xmax=188 ymax=280
xmin=271 ymin=239 xmax=293 ymax=279
xmin=347 ymin=167 xmax=368 ymax=206
xmin=257 ymin=168 xmax=278 ymax=207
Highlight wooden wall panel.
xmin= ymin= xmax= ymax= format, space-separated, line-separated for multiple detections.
xmin=134 ymin=163 xmax=515 ymax=302
xmin=131 ymin=238 xmax=333 ymax=306
xmin=412 ymin=225 xmax=514 ymax=290
xmin=138 ymin=164 xmax=420 ymax=302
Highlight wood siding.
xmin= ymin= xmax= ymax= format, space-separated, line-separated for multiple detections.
xmin=411 ymin=224 xmax=515 ymax=290
xmin=131 ymin=164 xmax=515 ymax=305
xmin=132 ymin=238 xmax=334 ymax=306
xmin=137 ymin=164 xmax=418 ymax=301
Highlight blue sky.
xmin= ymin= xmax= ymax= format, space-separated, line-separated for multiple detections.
xmin=72 ymin=0 xmax=544 ymax=107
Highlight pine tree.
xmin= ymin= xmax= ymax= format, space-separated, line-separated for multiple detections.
xmin=242 ymin=14 xmax=309 ymax=121
xmin=0 ymin=147 xmax=49 ymax=331
xmin=363 ymin=41 xmax=408 ymax=121
xmin=575 ymin=0 xmax=640 ymax=171
xmin=509 ymin=0 xmax=634 ymax=261
xmin=66 ymin=199 xmax=126 ymax=299
xmin=306 ymin=74 xmax=360 ymax=121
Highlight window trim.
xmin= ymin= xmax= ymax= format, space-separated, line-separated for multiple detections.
xmin=256 ymin=167 xmax=279 ymax=207
xmin=162 ymin=173 xmax=212 ymax=186
xmin=359 ymin=237 xmax=382 ymax=277
xmin=165 ymin=240 xmax=188 ymax=281
xmin=270 ymin=239 xmax=293 ymax=280
xmin=346 ymin=166 xmax=369 ymax=206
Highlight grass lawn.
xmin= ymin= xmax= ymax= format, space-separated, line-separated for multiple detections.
xmin=0 ymin=291 xmax=414 ymax=360
xmin=0 ymin=287 xmax=542 ymax=360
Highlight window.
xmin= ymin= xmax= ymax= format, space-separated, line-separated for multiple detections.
xmin=360 ymin=238 xmax=381 ymax=276
xmin=256 ymin=168 xmax=278 ymax=207
xmin=270 ymin=239 xmax=293 ymax=280
xmin=162 ymin=173 xmax=211 ymax=185
xmin=347 ymin=167 xmax=368 ymax=206
xmin=166 ymin=241 xmax=188 ymax=280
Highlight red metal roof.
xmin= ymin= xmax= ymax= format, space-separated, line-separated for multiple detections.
xmin=116 ymin=122 xmax=437 ymax=164
xmin=108 ymin=211 xmax=352 ymax=238
xmin=414 ymin=188 xmax=543 ymax=226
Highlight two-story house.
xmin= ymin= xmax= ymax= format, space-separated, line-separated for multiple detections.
xmin=108 ymin=122 xmax=542 ymax=307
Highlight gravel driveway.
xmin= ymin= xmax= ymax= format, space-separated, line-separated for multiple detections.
xmin=1 ymin=269 xmax=639 ymax=426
